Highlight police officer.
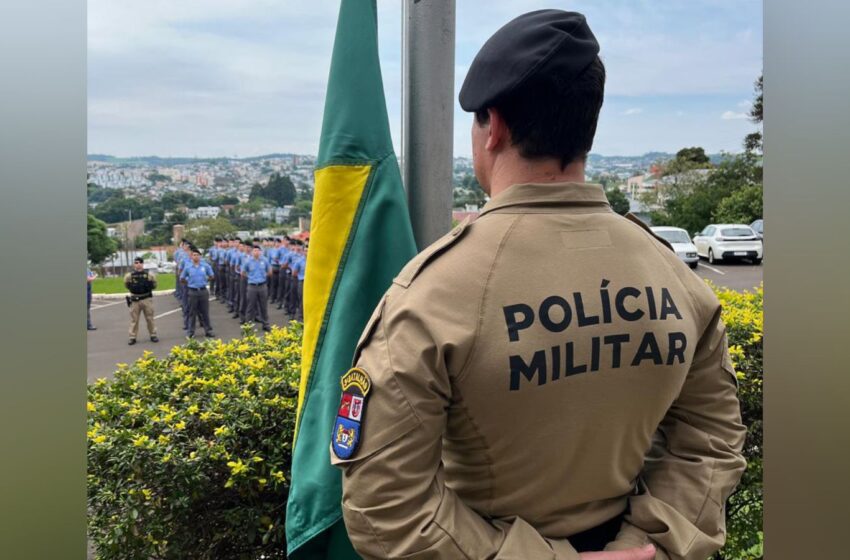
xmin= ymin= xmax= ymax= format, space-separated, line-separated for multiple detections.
xmin=207 ymin=238 xmax=218 ymax=298
xmin=124 ymin=257 xmax=158 ymax=345
xmin=286 ymin=241 xmax=304 ymax=320
xmin=276 ymin=238 xmax=293 ymax=311
xmin=332 ymin=10 xmax=746 ymax=560
xmin=180 ymin=245 xmax=215 ymax=339
xmin=243 ymin=244 xmax=272 ymax=331
xmin=227 ymin=237 xmax=241 ymax=313
xmin=269 ymin=237 xmax=282 ymax=304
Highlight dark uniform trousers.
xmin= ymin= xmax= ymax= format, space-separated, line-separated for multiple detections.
xmin=180 ymin=280 xmax=190 ymax=330
xmin=246 ymin=283 xmax=270 ymax=328
xmin=208 ymin=264 xmax=216 ymax=298
xmin=217 ymin=264 xmax=228 ymax=301
xmin=296 ymin=279 xmax=304 ymax=321
xmin=229 ymin=269 xmax=239 ymax=311
xmin=279 ymin=270 xmax=290 ymax=309
xmin=239 ymin=275 xmax=249 ymax=320
xmin=270 ymin=266 xmax=280 ymax=302
xmin=186 ymin=287 xmax=212 ymax=335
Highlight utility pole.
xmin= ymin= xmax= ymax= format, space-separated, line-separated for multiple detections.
xmin=401 ymin=0 xmax=456 ymax=249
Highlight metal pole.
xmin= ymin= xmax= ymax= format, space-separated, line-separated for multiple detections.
xmin=402 ymin=0 xmax=455 ymax=249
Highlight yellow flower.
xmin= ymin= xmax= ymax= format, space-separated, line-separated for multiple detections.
xmin=251 ymin=456 xmax=263 ymax=463
xmin=199 ymin=411 xmax=213 ymax=422
xmin=132 ymin=435 xmax=150 ymax=447
xmin=158 ymin=434 xmax=171 ymax=445
xmin=227 ymin=459 xmax=248 ymax=476
xmin=141 ymin=488 xmax=152 ymax=501
xmin=187 ymin=404 xmax=199 ymax=415
xmin=87 ymin=402 xmax=96 ymax=413
xmin=271 ymin=470 xmax=286 ymax=483
xmin=173 ymin=421 xmax=186 ymax=431
xmin=214 ymin=425 xmax=230 ymax=437
xmin=161 ymin=454 xmax=172 ymax=463
xmin=92 ymin=435 xmax=108 ymax=445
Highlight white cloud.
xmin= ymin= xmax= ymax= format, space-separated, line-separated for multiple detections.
xmin=721 ymin=111 xmax=750 ymax=120
xmin=622 ymin=108 xmax=643 ymax=116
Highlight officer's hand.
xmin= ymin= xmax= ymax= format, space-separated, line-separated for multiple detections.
xmin=579 ymin=544 xmax=656 ymax=560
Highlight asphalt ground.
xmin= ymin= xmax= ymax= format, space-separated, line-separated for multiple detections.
xmin=693 ymin=259 xmax=763 ymax=292
xmin=86 ymin=291 xmax=298 ymax=383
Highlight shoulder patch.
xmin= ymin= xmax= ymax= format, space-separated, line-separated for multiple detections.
xmin=625 ymin=212 xmax=674 ymax=252
xmin=331 ymin=368 xmax=372 ymax=460
xmin=393 ymin=217 xmax=472 ymax=288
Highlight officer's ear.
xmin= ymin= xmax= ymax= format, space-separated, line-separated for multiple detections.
xmin=485 ymin=107 xmax=510 ymax=152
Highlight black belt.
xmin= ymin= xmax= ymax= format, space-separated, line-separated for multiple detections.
xmin=567 ymin=510 xmax=626 ymax=553
xmin=188 ymin=287 xmax=207 ymax=291
xmin=248 ymin=282 xmax=267 ymax=286
xmin=128 ymin=293 xmax=152 ymax=302
xmin=272 ymin=265 xmax=281 ymax=269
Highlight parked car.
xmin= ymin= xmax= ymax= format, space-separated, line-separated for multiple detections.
xmin=157 ymin=261 xmax=176 ymax=274
xmin=692 ymin=224 xmax=763 ymax=265
xmin=750 ymin=219 xmax=763 ymax=239
xmin=651 ymin=226 xmax=699 ymax=269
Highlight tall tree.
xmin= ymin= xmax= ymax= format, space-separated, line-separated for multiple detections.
xmin=87 ymin=214 xmax=118 ymax=264
xmin=605 ymin=187 xmax=630 ymax=215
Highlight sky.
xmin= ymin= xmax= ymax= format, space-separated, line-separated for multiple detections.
xmin=88 ymin=0 xmax=763 ymax=158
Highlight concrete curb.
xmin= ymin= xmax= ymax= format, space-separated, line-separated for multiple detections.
xmin=93 ymin=289 xmax=176 ymax=300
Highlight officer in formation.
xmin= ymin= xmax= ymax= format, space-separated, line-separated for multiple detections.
xmin=288 ymin=240 xmax=306 ymax=322
xmin=332 ymin=10 xmax=746 ymax=560
xmin=206 ymin=237 xmax=219 ymax=297
xmin=124 ymin=256 xmax=158 ymax=345
xmin=269 ymin=237 xmax=283 ymax=306
xmin=174 ymin=239 xmax=193 ymax=332
xmin=243 ymin=243 xmax=272 ymax=331
xmin=180 ymin=245 xmax=215 ymax=339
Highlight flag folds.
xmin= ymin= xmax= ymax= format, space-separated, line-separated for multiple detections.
xmin=285 ymin=0 xmax=417 ymax=557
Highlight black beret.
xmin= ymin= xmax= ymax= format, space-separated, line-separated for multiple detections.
xmin=459 ymin=10 xmax=599 ymax=112
xmin=133 ymin=257 xmax=144 ymax=264
xmin=189 ymin=246 xmax=201 ymax=254
xmin=233 ymin=237 xmax=242 ymax=243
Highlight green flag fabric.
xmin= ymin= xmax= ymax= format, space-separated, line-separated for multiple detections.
xmin=284 ymin=0 xmax=418 ymax=557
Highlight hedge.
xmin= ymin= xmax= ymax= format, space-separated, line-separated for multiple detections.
xmin=87 ymin=285 xmax=763 ymax=560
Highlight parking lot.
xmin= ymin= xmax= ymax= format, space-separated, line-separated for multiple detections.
xmin=693 ymin=259 xmax=763 ymax=292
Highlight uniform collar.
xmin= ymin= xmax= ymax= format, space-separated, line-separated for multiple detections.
xmin=479 ymin=182 xmax=610 ymax=216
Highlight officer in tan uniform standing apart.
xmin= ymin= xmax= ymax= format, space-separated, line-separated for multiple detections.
xmin=331 ymin=10 xmax=746 ymax=560
xmin=124 ymin=256 xmax=158 ymax=345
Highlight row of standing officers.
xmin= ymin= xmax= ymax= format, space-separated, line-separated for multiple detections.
xmin=171 ymin=235 xmax=307 ymax=339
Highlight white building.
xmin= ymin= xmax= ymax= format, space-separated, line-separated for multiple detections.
xmin=187 ymin=206 xmax=221 ymax=220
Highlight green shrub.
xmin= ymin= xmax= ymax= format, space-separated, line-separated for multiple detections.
xmin=87 ymin=324 xmax=302 ymax=559
xmin=713 ymin=283 xmax=763 ymax=560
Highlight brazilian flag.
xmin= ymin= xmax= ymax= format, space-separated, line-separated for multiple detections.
xmin=284 ymin=0 xmax=418 ymax=557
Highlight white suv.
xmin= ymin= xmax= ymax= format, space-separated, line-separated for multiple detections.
xmin=692 ymin=224 xmax=763 ymax=265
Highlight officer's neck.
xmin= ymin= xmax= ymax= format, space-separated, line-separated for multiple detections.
xmin=488 ymin=154 xmax=585 ymax=199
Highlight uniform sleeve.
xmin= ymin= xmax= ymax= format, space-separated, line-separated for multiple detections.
xmin=149 ymin=272 xmax=157 ymax=289
xmin=123 ymin=273 xmax=131 ymax=288
xmin=604 ymin=308 xmax=747 ymax=560
xmin=333 ymin=291 xmax=581 ymax=560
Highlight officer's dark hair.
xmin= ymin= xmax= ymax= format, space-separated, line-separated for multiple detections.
xmin=474 ymin=57 xmax=605 ymax=169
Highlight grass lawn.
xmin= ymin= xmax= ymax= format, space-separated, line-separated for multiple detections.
xmin=92 ymin=273 xmax=176 ymax=294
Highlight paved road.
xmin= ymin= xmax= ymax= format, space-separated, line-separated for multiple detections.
xmin=694 ymin=259 xmax=763 ymax=292
xmin=87 ymin=292 xmax=298 ymax=382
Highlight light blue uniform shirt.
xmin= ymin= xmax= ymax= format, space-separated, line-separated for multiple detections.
xmin=291 ymin=254 xmax=306 ymax=281
xmin=244 ymin=256 xmax=270 ymax=284
xmin=181 ymin=261 xmax=213 ymax=289
xmin=270 ymin=247 xmax=281 ymax=266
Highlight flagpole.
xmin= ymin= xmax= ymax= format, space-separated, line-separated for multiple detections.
xmin=401 ymin=0 xmax=455 ymax=249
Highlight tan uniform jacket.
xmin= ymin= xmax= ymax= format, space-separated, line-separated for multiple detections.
xmin=332 ymin=183 xmax=747 ymax=560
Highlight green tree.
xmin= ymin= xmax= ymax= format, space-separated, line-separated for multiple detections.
xmin=250 ymin=173 xmax=297 ymax=206
xmin=605 ymin=187 xmax=630 ymax=215
xmin=87 ymin=214 xmax=118 ymax=264
xmin=662 ymin=146 xmax=713 ymax=177
xmin=184 ymin=217 xmax=237 ymax=250
xmin=715 ymin=184 xmax=763 ymax=224
xmin=650 ymin=153 xmax=761 ymax=234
